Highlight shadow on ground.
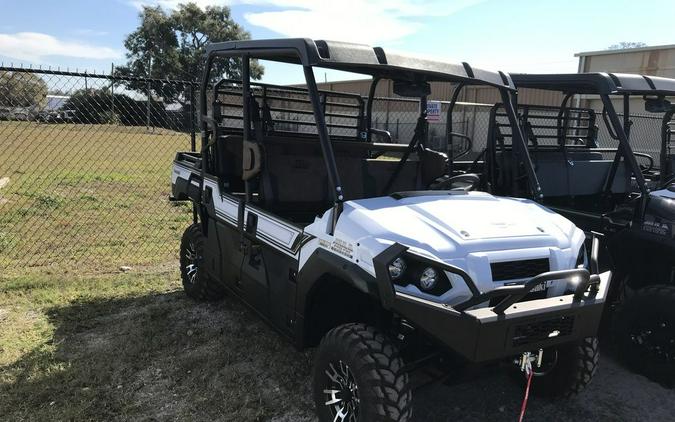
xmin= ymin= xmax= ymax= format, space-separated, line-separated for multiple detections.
xmin=1 ymin=291 xmax=314 ymax=421
xmin=2 ymin=289 xmax=674 ymax=421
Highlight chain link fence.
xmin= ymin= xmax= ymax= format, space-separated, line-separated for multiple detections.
xmin=370 ymin=97 xmax=495 ymax=159
xmin=0 ymin=67 xmax=197 ymax=275
xmin=611 ymin=113 xmax=665 ymax=166
xmin=0 ymin=67 xmax=669 ymax=275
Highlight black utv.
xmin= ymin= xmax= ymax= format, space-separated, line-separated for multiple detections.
xmin=452 ymin=72 xmax=675 ymax=386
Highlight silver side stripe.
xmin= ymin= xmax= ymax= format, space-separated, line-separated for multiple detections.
xmin=203 ymin=179 xmax=311 ymax=258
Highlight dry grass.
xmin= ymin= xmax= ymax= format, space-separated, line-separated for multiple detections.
xmin=0 ymin=271 xmax=315 ymax=421
xmin=2 ymin=270 xmax=674 ymax=421
xmin=0 ymin=121 xmax=193 ymax=276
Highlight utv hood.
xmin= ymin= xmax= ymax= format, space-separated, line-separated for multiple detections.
xmin=340 ymin=192 xmax=579 ymax=255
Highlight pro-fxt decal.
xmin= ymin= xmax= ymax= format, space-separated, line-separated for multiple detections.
xmin=319 ymin=238 xmax=354 ymax=259
xmin=642 ymin=216 xmax=674 ymax=238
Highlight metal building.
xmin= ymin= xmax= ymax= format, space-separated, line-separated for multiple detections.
xmin=575 ymin=44 xmax=675 ymax=110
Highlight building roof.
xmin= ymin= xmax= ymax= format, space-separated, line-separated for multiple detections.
xmin=575 ymin=44 xmax=675 ymax=57
xmin=511 ymin=72 xmax=675 ymax=96
xmin=205 ymin=38 xmax=515 ymax=90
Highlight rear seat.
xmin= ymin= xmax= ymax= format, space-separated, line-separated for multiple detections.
xmin=496 ymin=149 xmax=631 ymax=197
xmin=213 ymin=133 xmax=447 ymax=218
xmin=260 ymin=136 xmax=446 ymax=211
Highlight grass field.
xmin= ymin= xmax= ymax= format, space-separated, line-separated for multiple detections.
xmin=0 ymin=121 xmax=193 ymax=276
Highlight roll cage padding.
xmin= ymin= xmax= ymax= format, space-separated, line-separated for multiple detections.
xmin=206 ymin=38 xmax=516 ymax=90
xmin=511 ymin=72 xmax=675 ymax=96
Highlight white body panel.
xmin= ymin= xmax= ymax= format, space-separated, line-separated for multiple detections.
xmin=652 ymin=188 xmax=675 ymax=199
xmin=302 ymin=192 xmax=586 ymax=306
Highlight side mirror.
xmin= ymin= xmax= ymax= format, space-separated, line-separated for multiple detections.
xmin=645 ymin=96 xmax=672 ymax=113
xmin=393 ymin=80 xmax=431 ymax=98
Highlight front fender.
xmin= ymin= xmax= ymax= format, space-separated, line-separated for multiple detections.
xmin=294 ymin=248 xmax=381 ymax=347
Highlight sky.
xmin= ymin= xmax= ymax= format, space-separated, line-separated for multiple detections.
xmin=1 ymin=0 xmax=674 ymax=85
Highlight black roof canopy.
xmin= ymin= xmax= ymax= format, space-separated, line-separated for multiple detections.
xmin=511 ymin=72 xmax=675 ymax=96
xmin=206 ymin=38 xmax=515 ymax=90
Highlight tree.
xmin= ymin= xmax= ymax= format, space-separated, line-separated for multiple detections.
xmin=64 ymin=88 xmax=161 ymax=125
xmin=607 ymin=42 xmax=647 ymax=50
xmin=116 ymin=2 xmax=263 ymax=106
xmin=0 ymin=71 xmax=48 ymax=109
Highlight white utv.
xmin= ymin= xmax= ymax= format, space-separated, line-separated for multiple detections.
xmin=171 ymin=39 xmax=612 ymax=422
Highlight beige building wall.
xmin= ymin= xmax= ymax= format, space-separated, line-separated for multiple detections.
xmin=578 ymin=44 xmax=675 ymax=77
xmin=575 ymin=44 xmax=675 ymax=112
xmin=313 ymin=79 xmax=563 ymax=107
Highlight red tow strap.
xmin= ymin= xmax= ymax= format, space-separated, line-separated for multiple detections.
xmin=518 ymin=370 xmax=534 ymax=422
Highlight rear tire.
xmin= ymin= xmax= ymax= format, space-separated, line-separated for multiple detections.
xmin=313 ymin=323 xmax=412 ymax=422
xmin=179 ymin=224 xmax=225 ymax=301
xmin=612 ymin=285 xmax=675 ymax=387
xmin=516 ymin=337 xmax=599 ymax=398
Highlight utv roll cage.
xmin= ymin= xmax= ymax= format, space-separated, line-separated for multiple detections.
xmin=469 ymin=73 xmax=675 ymax=222
xmin=510 ymin=73 xmax=675 ymax=194
xmin=198 ymin=39 xmax=540 ymax=230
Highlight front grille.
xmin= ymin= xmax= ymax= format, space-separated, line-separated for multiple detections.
xmin=490 ymin=258 xmax=550 ymax=282
xmin=512 ymin=316 xmax=575 ymax=347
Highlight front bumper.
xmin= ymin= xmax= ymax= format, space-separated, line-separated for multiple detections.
xmin=374 ymin=236 xmax=611 ymax=363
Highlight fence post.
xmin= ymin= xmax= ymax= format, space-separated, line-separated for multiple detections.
xmin=146 ymin=79 xmax=152 ymax=132
xmin=189 ymin=84 xmax=196 ymax=152
xmin=110 ymin=63 xmax=115 ymax=123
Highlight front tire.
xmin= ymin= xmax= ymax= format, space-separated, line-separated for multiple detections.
xmin=517 ymin=337 xmax=599 ymax=398
xmin=313 ymin=323 xmax=412 ymax=422
xmin=612 ymin=285 xmax=675 ymax=387
xmin=179 ymin=224 xmax=225 ymax=301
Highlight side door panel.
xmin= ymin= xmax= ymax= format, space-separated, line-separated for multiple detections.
xmin=262 ymin=248 xmax=299 ymax=335
xmin=206 ymin=180 xmax=301 ymax=335
xmin=215 ymin=220 xmax=244 ymax=289
xmin=239 ymin=208 xmax=303 ymax=334
xmin=240 ymin=231 xmax=271 ymax=318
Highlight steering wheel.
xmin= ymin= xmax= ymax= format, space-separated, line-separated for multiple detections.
xmin=634 ymin=152 xmax=655 ymax=173
xmin=431 ymin=173 xmax=481 ymax=191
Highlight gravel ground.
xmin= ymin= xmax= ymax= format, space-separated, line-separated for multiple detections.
xmin=416 ymin=357 xmax=674 ymax=421
xmin=195 ymin=294 xmax=675 ymax=422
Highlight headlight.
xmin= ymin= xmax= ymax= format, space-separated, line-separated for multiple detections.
xmin=386 ymin=252 xmax=454 ymax=296
xmin=388 ymin=257 xmax=406 ymax=280
xmin=419 ymin=267 xmax=438 ymax=291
